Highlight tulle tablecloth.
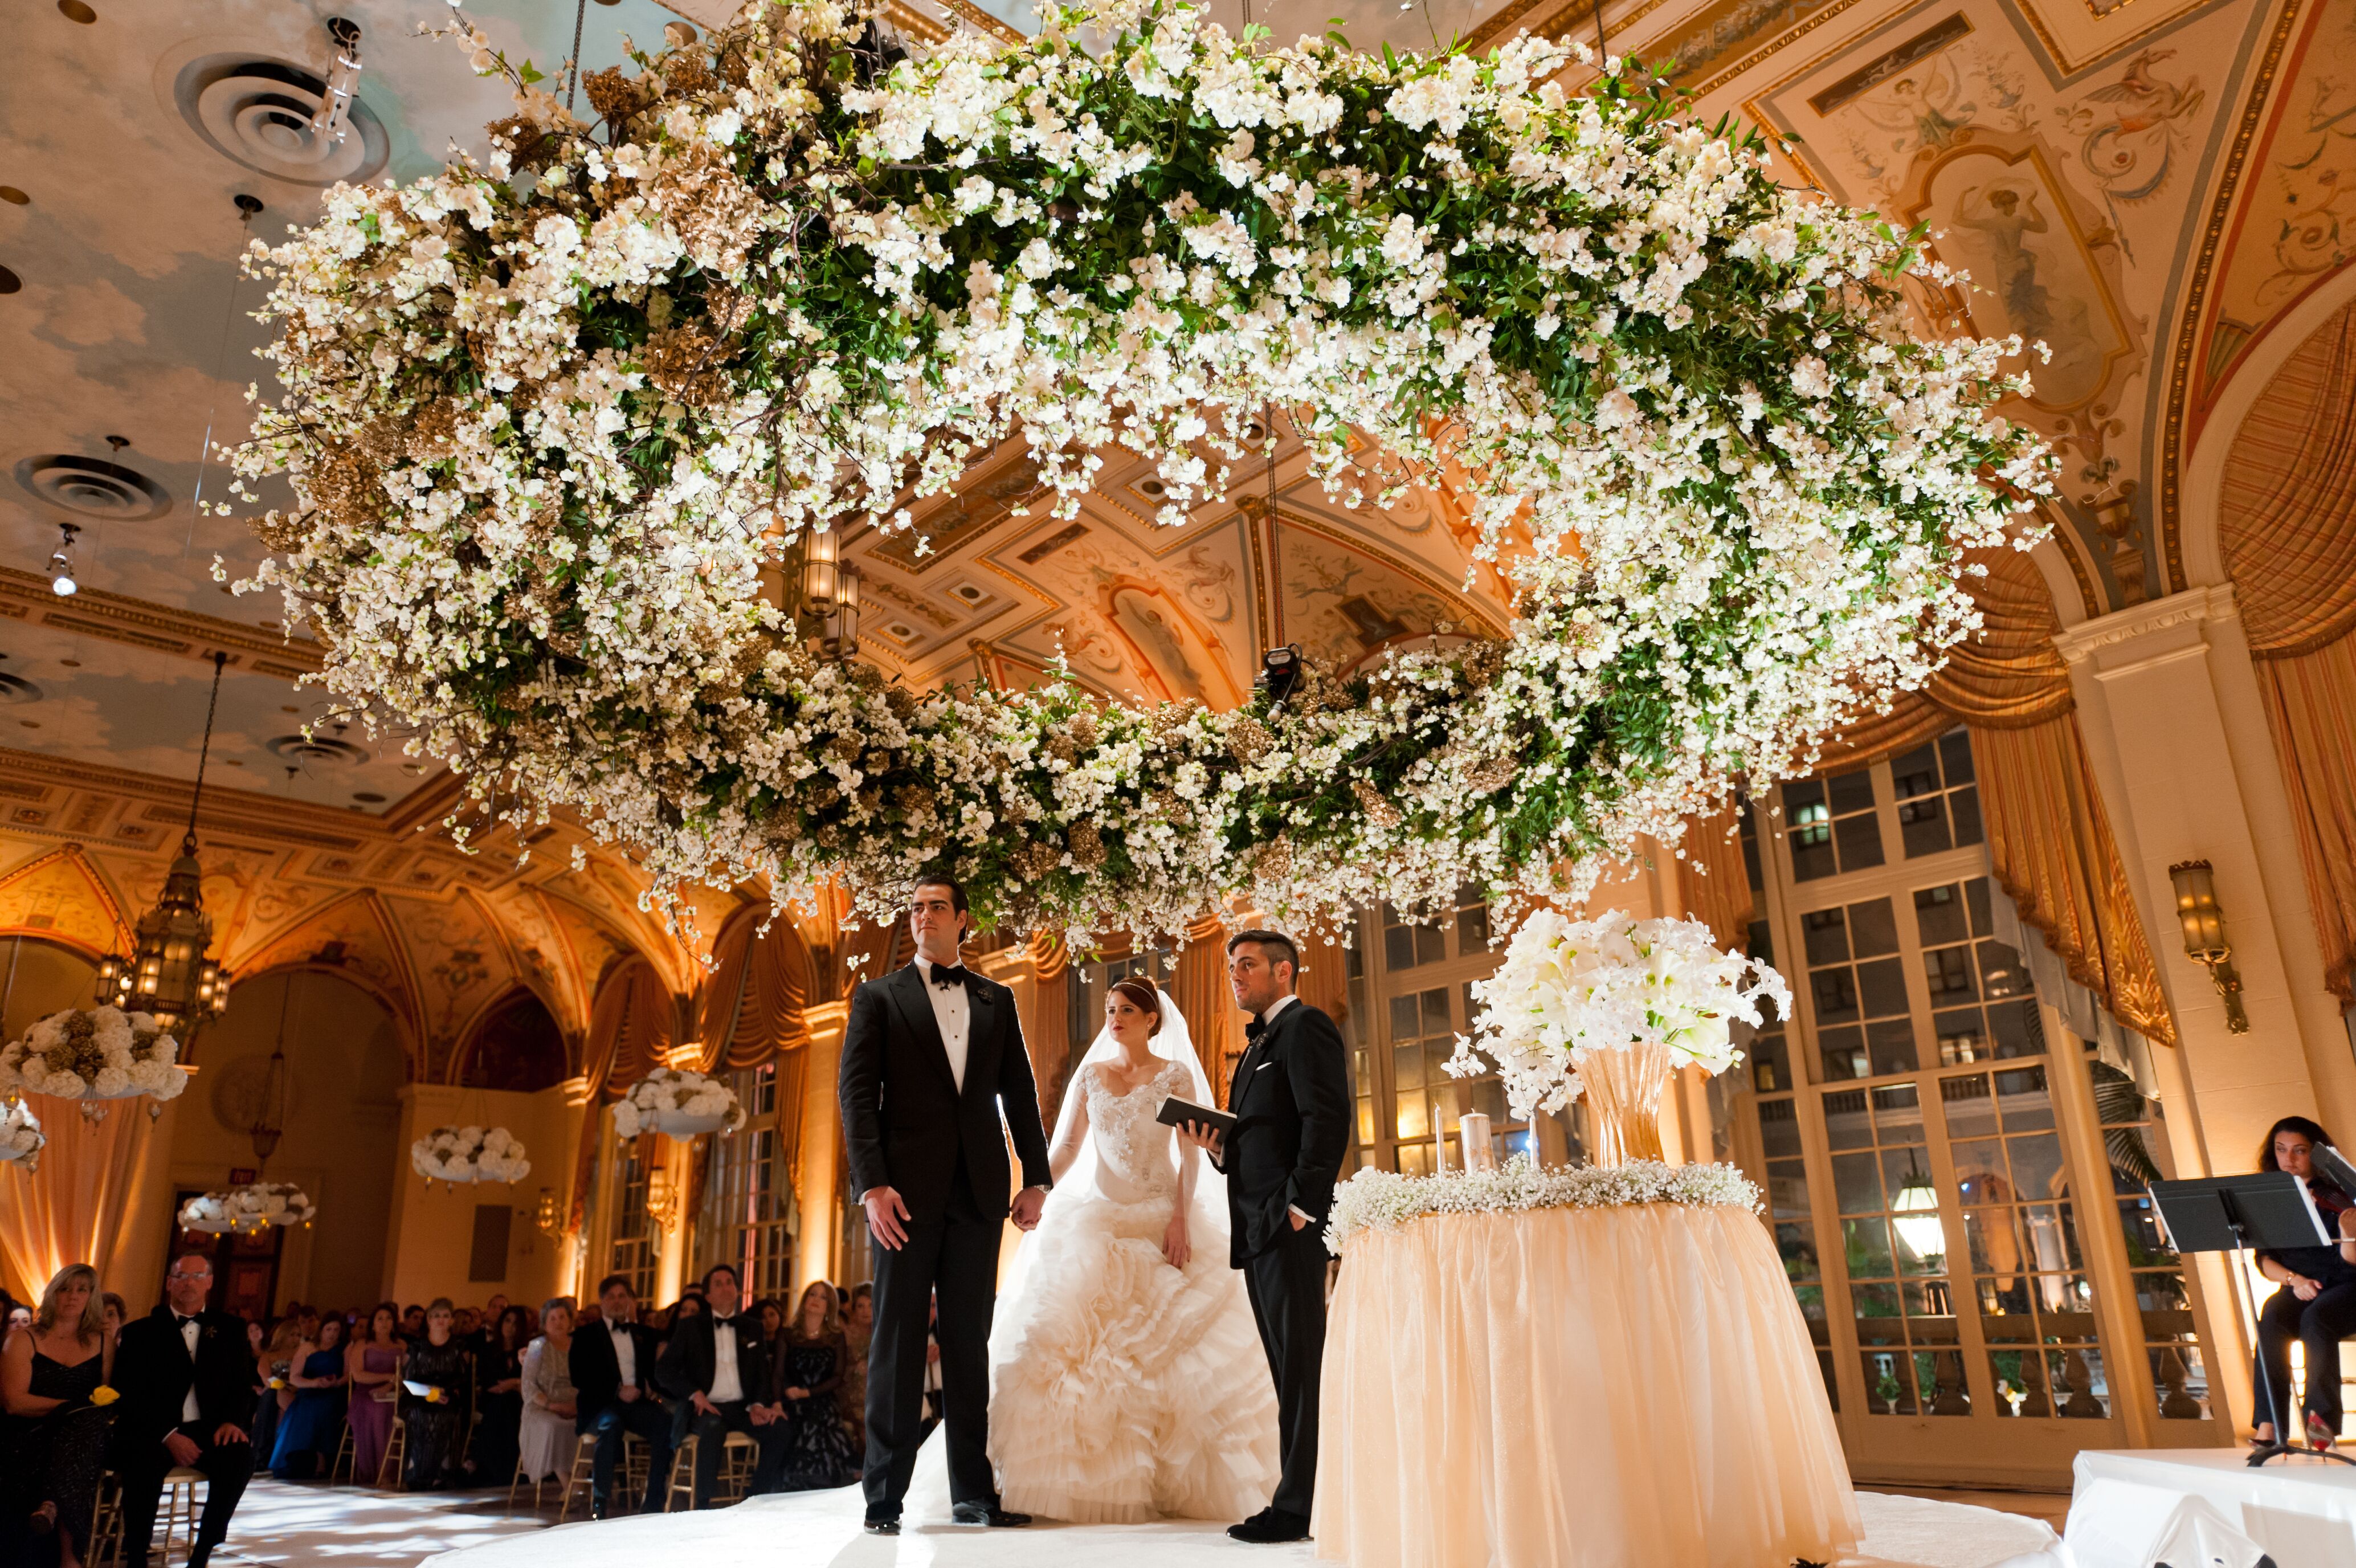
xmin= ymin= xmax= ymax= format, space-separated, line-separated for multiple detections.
xmin=1312 ymin=1203 xmax=1860 ymax=1568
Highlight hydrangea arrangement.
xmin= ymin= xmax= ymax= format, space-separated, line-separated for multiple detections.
xmin=1448 ymin=910 xmax=1789 ymax=1117
xmin=0 ymin=1098 xmax=44 ymax=1171
xmin=0 ymin=1008 xmax=187 ymax=1120
xmin=226 ymin=0 xmax=2048 ymax=942
xmin=1324 ymin=1154 xmax=1759 ymax=1253
xmin=410 ymin=1124 xmax=532 ymax=1185
xmin=611 ymin=1068 xmax=748 ymax=1138
xmin=179 ymin=1182 xmax=317 ymax=1234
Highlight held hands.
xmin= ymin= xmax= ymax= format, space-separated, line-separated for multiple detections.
xmin=749 ymin=1402 xmax=777 ymax=1426
xmin=864 ymin=1186 xmax=912 ymax=1250
xmin=1175 ymin=1121 xmax=1224 ymax=1160
xmin=1011 ymin=1186 xmax=1047 ymax=1232
xmin=1162 ymin=1212 xmax=1191 ymax=1269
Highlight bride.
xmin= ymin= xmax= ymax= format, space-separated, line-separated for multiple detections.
xmin=983 ymin=977 xmax=1281 ymax=1522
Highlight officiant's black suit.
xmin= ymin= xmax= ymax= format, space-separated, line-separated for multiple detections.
xmin=1214 ymin=996 xmax=1351 ymax=1523
xmin=839 ymin=959 xmax=1052 ymax=1520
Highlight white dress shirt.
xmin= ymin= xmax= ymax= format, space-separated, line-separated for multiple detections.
xmin=177 ymin=1314 xmax=202 ymax=1423
xmin=913 ymin=956 xmax=972 ymax=1091
xmin=605 ymin=1316 xmax=636 ymax=1387
xmin=709 ymin=1316 xmax=744 ymax=1404
xmin=1250 ymin=994 xmax=1313 ymax=1227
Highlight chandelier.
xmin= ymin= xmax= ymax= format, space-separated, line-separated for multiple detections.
xmin=96 ymin=651 xmax=231 ymax=1032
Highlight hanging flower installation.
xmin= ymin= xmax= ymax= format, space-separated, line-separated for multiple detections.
xmin=410 ymin=1124 xmax=532 ymax=1185
xmin=0 ymin=1007 xmax=189 ymax=1122
xmin=611 ymin=1067 xmax=748 ymax=1138
xmin=179 ymin=1182 xmax=318 ymax=1234
xmin=228 ymin=0 xmax=2048 ymax=941
xmin=0 ymin=1098 xmax=44 ymax=1171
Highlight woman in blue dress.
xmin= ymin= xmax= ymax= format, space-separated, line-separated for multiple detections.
xmin=270 ymin=1313 xmax=349 ymax=1479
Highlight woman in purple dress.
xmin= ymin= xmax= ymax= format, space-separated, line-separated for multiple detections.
xmin=346 ymin=1302 xmax=404 ymax=1484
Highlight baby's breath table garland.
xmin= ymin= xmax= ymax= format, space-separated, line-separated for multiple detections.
xmin=227 ymin=0 xmax=2048 ymax=940
xmin=1324 ymin=1156 xmax=1758 ymax=1254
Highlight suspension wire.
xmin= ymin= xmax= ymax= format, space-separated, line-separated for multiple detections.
xmin=567 ymin=0 xmax=588 ymax=111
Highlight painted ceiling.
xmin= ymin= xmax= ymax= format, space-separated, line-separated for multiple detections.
xmin=2 ymin=0 xmax=2350 ymax=1057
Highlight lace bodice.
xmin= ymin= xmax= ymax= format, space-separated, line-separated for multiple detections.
xmin=1084 ymin=1058 xmax=1187 ymax=1199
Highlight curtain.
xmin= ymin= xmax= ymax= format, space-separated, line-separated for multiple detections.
xmin=1675 ymin=807 xmax=1755 ymax=954
xmin=1019 ymin=933 xmax=1073 ymax=1128
xmin=2219 ymin=300 xmax=2356 ymax=1002
xmin=1172 ymin=918 xmax=1248 ymax=1107
xmin=0 ymin=1096 xmax=161 ymax=1301
xmin=565 ymin=962 xmax=676 ymax=1232
xmin=697 ymin=919 xmax=815 ymax=1072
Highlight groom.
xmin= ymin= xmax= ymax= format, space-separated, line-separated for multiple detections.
xmin=839 ymin=873 xmax=1052 ymax=1535
xmin=1181 ymin=929 xmax=1351 ymax=1544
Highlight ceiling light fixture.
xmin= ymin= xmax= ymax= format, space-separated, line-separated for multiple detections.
xmin=47 ymin=522 xmax=80 ymax=597
xmin=306 ymin=19 xmax=364 ymax=149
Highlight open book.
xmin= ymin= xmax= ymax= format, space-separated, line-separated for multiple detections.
xmin=1155 ymin=1095 xmax=1236 ymax=1138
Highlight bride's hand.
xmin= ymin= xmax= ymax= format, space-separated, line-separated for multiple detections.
xmin=1162 ymin=1212 xmax=1190 ymax=1269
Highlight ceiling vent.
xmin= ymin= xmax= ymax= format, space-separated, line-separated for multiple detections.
xmin=268 ymin=733 xmax=371 ymax=767
xmin=173 ymin=54 xmax=389 ymax=186
xmin=14 ymin=455 xmax=172 ymax=521
xmin=0 ymin=670 xmax=43 ymax=706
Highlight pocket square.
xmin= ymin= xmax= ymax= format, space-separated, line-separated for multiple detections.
xmin=1256 ymin=1061 xmax=1276 ymax=1071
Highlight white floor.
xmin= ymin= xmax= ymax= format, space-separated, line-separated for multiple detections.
xmin=186 ymin=1476 xmax=2059 ymax=1568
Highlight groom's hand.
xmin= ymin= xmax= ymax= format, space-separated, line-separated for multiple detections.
xmin=863 ymin=1186 xmax=912 ymax=1250
xmin=1011 ymin=1186 xmax=1047 ymax=1231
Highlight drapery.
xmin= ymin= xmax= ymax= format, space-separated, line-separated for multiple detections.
xmin=1019 ymin=932 xmax=1072 ymax=1126
xmin=696 ymin=916 xmax=816 ymax=1072
xmin=1171 ymin=918 xmax=1246 ymax=1108
xmin=1675 ymin=806 xmax=1754 ymax=955
xmin=0 ymin=1095 xmax=164 ymax=1301
xmin=565 ymin=961 xmax=676 ymax=1233
xmin=2219 ymin=299 xmax=2356 ymax=1002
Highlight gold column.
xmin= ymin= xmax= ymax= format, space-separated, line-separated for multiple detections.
xmin=794 ymin=999 xmax=851 ymax=1292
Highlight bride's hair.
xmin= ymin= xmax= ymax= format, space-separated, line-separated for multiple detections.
xmin=1107 ymin=977 xmax=1163 ymax=1037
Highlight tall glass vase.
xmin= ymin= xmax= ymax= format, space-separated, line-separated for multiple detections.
xmin=1575 ymin=1040 xmax=1672 ymax=1167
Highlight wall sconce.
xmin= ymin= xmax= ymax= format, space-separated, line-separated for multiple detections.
xmin=801 ymin=528 xmax=840 ymax=612
xmin=534 ymin=1185 xmax=562 ymax=1239
xmin=2167 ymin=859 xmax=2249 ymax=1035
xmin=645 ymin=1165 xmax=681 ymax=1232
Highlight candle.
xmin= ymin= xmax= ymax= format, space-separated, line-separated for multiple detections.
xmin=1459 ymin=1112 xmax=1496 ymax=1171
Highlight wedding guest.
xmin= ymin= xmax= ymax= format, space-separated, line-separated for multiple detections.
xmin=250 ymin=1317 xmax=303 ymax=1463
xmin=841 ymin=1284 xmax=873 ymax=1451
xmin=112 ymin=1254 xmax=255 ymax=1568
xmin=101 ymin=1294 xmax=125 ymax=1344
xmin=268 ymin=1313 xmax=348 ymax=1479
xmin=655 ymin=1264 xmax=781 ymax=1507
xmin=481 ymin=1295 xmax=511 ymax=1338
xmin=767 ymin=1280 xmax=859 ymax=1491
xmin=5 ymin=1306 xmax=29 ymax=1337
xmin=2251 ymin=1116 xmax=2356 ymax=1450
xmin=2 ymin=1263 xmax=116 ymax=1568
xmin=347 ymin=1304 xmax=403 ymax=1485
xmin=465 ymin=1305 xmax=528 ymax=1488
xmin=516 ymin=1299 xmax=578 ymax=1488
xmin=571 ymin=1275 xmax=672 ymax=1518
xmin=757 ymin=1298 xmax=786 ymax=1344
xmin=399 ymin=1305 xmax=427 ymax=1343
xmin=398 ymin=1300 xmax=469 ymax=1490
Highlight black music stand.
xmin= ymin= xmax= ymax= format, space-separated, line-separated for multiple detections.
xmin=2148 ymin=1172 xmax=2355 ymax=1467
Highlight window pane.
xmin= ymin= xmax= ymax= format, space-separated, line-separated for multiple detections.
xmin=1828 ymin=770 xmax=1876 ymax=815
xmin=1848 ymin=899 xmax=1900 ymax=958
xmin=1835 ymin=812 xmax=1885 ymax=872
xmin=1914 ymin=884 xmax=1969 ymax=947
xmin=1803 ymin=908 xmax=1850 ymax=964
xmin=1867 ymin=1019 xmax=1918 ymax=1076
xmin=1857 ymin=957 xmax=1910 ymax=1017
xmin=1891 ymin=745 xmax=1940 ymax=799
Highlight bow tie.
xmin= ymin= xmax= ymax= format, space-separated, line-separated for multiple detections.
xmin=929 ymin=963 xmax=969 ymax=990
xmin=1246 ymin=1016 xmax=1269 ymax=1042
xmin=175 ymin=1315 xmax=198 ymax=1329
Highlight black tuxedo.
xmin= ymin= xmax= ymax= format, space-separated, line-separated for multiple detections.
xmin=655 ymin=1310 xmax=779 ymax=1506
xmin=838 ymin=958 xmax=1052 ymax=1520
xmin=112 ymin=1305 xmax=257 ymax=1565
xmin=1213 ymin=995 xmax=1350 ymax=1522
xmin=573 ymin=1314 xmax=672 ymax=1514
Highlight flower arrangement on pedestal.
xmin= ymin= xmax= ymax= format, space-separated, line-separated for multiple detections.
xmin=179 ymin=1182 xmax=317 ymax=1234
xmin=410 ymin=1125 xmax=531 ymax=1185
xmin=0 ymin=1098 xmax=44 ymax=1171
xmin=1326 ymin=1154 xmax=1759 ymax=1252
xmin=0 ymin=1007 xmax=188 ymax=1122
xmin=1448 ymin=910 xmax=1787 ymax=1165
xmin=611 ymin=1068 xmax=747 ymax=1139
xmin=223 ymin=0 xmax=2050 ymax=945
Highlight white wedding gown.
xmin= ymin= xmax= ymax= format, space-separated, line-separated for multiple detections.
xmin=981 ymin=1057 xmax=1281 ymax=1523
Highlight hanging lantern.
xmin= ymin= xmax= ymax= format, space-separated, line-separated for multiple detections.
xmin=1891 ymin=1155 xmax=1946 ymax=1264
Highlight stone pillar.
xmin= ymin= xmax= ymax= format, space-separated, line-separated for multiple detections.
xmin=794 ymin=1000 xmax=850 ymax=1293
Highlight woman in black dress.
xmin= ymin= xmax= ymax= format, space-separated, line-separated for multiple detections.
xmin=0 ymin=1264 xmax=116 ymax=1568
xmin=765 ymin=1280 xmax=859 ymax=1492
xmin=466 ymin=1305 xmax=533 ymax=1486
xmin=2251 ymin=1117 xmax=2356 ymax=1449
xmin=399 ymin=1299 xmax=471 ymax=1491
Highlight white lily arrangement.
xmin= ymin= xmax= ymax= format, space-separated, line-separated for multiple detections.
xmin=1448 ymin=910 xmax=1789 ymax=1118
xmin=179 ymin=1182 xmax=317 ymax=1234
xmin=410 ymin=1124 xmax=531 ymax=1185
xmin=0 ymin=1098 xmax=44 ymax=1171
xmin=0 ymin=1007 xmax=187 ymax=1118
xmin=224 ymin=0 xmax=2047 ymax=944
xmin=1324 ymin=1155 xmax=1760 ymax=1253
xmin=611 ymin=1068 xmax=747 ymax=1139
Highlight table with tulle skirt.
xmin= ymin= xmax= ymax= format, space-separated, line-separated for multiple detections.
xmin=1312 ymin=1202 xmax=1862 ymax=1568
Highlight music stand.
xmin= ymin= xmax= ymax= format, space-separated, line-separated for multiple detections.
xmin=2310 ymin=1141 xmax=2356 ymax=1204
xmin=2147 ymin=1173 xmax=2355 ymax=1467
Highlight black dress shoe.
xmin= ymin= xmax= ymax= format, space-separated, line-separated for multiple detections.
xmin=863 ymin=1517 xmax=901 ymax=1536
xmin=951 ymin=1503 xmax=1031 ymax=1526
xmin=1227 ymin=1510 xmax=1310 ymax=1544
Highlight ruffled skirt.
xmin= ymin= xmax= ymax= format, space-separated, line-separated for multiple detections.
xmin=986 ymin=1188 xmax=1280 ymax=1523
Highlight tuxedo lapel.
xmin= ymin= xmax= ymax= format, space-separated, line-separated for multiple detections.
xmin=962 ymin=981 xmax=997 ymax=1100
xmin=885 ymin=964 xmax=960 ymax=1096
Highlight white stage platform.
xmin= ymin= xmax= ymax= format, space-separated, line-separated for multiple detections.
xmin=419 ymin=1483 xmax=2057 ymax=1568
xmin=2064 ymin=1448 xmax=2356 ymax=1568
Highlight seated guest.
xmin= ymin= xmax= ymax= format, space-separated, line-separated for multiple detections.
xmin=655 ymin=1264 xmax=782 ymax=1507
xmin=347 ymin=1304 xmax=403 ymax=1485
xmin=756 ymin=1297 xmax=786 ymax=1343
xmin=399 ymin=1305 xmax=427 ymax=1344
xmin=842 ymin=1284 xmax=873 ymax=1450
xmin=268 ymin=1313 xmax=348 ymax=1479
xmin=4 ymin=1306 xmax=28 ymax=1338
xmin=1 ymin=1263 xmax=116 ymax=1568
xmin=398 ymin=1300 xmax=469 ymax=1491
xmin=251 ymin=1317 xmax=302 ymax=1462
xmin=113 ymin=1254 xmax=255 ymax=1568
xmin=101 ymin=1294 xmax=125 ymax=1345
xmin=465 ymin=1305 xmax=528 ymax=1488
xmin=571 ymin=1275 xmax=672 ymax=1518
xmin=767 ymin=1280 xmax=859 ymax=1492
xmin=516 ymin=1299 xmax=578 ymax=1487
xmin=2252 ymin=1116 xmax=2356 ymax=1449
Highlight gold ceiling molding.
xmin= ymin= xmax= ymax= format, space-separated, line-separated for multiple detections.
xmin=935 ymin=0 xmax=1023 ymax=44
xmin=0 ymin=568 xmax=323 ymax=677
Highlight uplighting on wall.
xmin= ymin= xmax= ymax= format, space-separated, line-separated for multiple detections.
xmin=2166 ymin=859 xmax=2250 ymax=1035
